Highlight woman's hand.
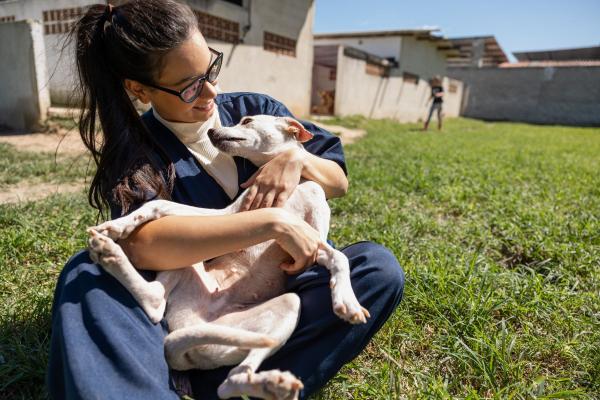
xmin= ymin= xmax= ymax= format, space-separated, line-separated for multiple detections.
xmin=269 ymin=208 xmax=322 ymax=274
xmin=240 ymin=148 xmax=306 ymax=210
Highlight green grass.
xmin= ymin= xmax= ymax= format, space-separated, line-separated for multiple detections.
xmin=0 ymin=195 xmax=96 ymax=399
xmin=0 ymin=143 xmax=90 ymax=187
xmin=1 ymin=118 xmax=598 ymax=399
xmin=317 ymin=117 xmax=600 ymax=399
xmin=46 ymin=116 xmax=79 ymax=131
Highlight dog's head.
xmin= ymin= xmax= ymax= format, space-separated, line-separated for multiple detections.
xmin=207 ymin=115 xmax=313 ymax=165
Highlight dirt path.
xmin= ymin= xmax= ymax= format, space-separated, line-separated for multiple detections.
xmin=0 ymin=181 xmax=87 ymax=204
xmin=0 ymin=121 xmax=88 ymax=205
xmin=0 ymin=122 xmax=86 ymax=155
xmin=309 ymin=120 xmax=367 ymax=145
xmin=0 ymin=118 xmax=366 ymax=205
xmin=0 ymin=119 xmax=365 ymax=154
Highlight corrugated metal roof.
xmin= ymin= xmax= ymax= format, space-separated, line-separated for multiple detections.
xmin=314 ymin=28 xmax=439 ymax=39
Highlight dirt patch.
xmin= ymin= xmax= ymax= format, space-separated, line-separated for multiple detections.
xmin=309 ymin=121 xmax=367 ymax=145
xmin=0 ymin=117 xmax=365 ymax=205
xmin=0 ymin=181 xmax=87 ymax=205
xmin=0 ymin=121 xmax=86 ymax=155
xmin=0 ymin=120 xmax=90 ymax=204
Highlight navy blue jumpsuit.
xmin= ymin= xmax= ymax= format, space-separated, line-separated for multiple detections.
xmin=47 ymin=92 xmax=405 ymax=399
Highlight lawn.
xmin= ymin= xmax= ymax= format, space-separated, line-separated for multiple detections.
xmin=0 ymin=118 xmax=598 ymax=399
xmin=0 ymin=142 xmax=88 ymax=187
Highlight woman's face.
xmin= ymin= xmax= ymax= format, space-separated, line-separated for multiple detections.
xmin=146 ymin=29 xmax=219 ymax=123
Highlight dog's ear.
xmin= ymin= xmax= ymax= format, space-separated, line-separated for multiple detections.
xmin=283 ymin=118 xmax=313 ymax=143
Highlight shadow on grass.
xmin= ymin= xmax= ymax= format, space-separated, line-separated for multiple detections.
xmin=0 ymin=317 xmax=50 ymax=399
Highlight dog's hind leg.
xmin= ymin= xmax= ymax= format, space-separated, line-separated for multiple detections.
xmin=317 ymin=244 xmax=370 ymax=325
xmin=216 ymin=293 xmax=303 ymax=400
xmin=164 ymin=323 xmax=278 ymax=371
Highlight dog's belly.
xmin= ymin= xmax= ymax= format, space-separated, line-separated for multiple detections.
xmin=162 ymin=266 xmax=215 ymax=331
xmin=164 ymin=243 xmax=289 ymax=332
xmin=207 ymin=241 xmax=289 ymax=308
xmin=164 ymin=181 xmax=327 ymax=333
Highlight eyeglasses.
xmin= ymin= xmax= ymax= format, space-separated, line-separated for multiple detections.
xmin=145 ymin=47 xmax=223 ymax=103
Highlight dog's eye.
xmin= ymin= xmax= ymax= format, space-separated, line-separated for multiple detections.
xmin=241 ymin=118 xmax=253 ymax=125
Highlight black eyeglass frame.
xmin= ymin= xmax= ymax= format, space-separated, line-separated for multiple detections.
xmin=144 ymin=47 xmax=223 ymax=103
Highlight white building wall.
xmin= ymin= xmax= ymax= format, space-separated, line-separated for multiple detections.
xmin=0 ymin=20 xmax=50 ymax=131
xmin=208 ymin=0 xmax=314 ymax=116
xmin=441 ymin=77 xmax=464 ymax=118
xmin=0 ymin=0 xmax=314 ymax=116
xmin=396 ymin=36 xmax=447 ymax=79
xmin=0 ymin=0 xmax=97 ymax=105
xmin=334 ymin=47 xmax=462 ymax=122
xmin=316 ymin=35 xmax=449 ymax=82
xmin=315 ymin=35 xmax=449 ymax=81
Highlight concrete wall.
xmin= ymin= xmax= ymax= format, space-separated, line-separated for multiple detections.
xmin=334 ymin=46 xmax=462 ymax=122
xmin=0 ymin=0 xmax=314 ymax=116
xmin=443 ymin=78 xmax=464 ymax=118
xmin=315 ymin=35 xmax=448 ymax=80
xmin=0 ymin=20 xmax=50 ymax=132
xmin=0 ymin=0 xmax=98 ymax=105
xmin=449 ymin=66 xmax=600 ymax=126
xmin=206 ymin=0 xmax=314 ymax=116
xmin=396 ymin=36 xmax=446 ymax=79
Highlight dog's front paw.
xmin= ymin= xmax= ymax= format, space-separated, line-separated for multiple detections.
xmin=330 ymin=276 xmax=370 ymax=324
xmin=218 ymin=369 xmax=302 ymax=400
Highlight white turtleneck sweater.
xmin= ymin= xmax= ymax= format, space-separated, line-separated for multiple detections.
xmin=152 ymin=108 xmax=239 ymax=199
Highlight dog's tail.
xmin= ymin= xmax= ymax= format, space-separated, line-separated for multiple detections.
xmin=164 ymin=322 xmax=277 ymax=370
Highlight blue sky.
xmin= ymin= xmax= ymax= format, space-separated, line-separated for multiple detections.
xmin=314 ymin=0 xmax=600 ymax=61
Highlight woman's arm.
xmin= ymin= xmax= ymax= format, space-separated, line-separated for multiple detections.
xmin=120 ymin=207 xmax=321 ymax=271
xmin=301 ymin=149 xmax=348 ymax=198
xmin=239 ymin=147 xmax=348 ymax=210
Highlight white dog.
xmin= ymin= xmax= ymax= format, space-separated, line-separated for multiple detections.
xmin=87 ymin=116 xmax=369 ymax=400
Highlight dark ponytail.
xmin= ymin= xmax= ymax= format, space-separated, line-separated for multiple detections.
xmin=71 ymin=0 xmax=198 ymax=218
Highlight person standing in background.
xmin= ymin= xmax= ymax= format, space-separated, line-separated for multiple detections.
xmin=423 ymin=75 xmax=444 ymax=131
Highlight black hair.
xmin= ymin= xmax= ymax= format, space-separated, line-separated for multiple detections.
xmin=71 ymin=0 xmax=198 ymax=218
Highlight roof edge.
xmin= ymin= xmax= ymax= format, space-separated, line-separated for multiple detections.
xmin=314 ymin=28 xmax=440 ymax=39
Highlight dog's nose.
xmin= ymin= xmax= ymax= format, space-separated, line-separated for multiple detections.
xmin=207 ymin=128 xmax=216 ymax=141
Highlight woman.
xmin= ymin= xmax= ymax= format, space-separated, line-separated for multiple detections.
xmin=47 ymin=1 xmax=405 ymax=399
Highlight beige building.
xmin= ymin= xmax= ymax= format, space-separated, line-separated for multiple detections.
xmin=0 ymin=0 xmax=315 ymax=116
xmin=312 ymin=29 xmax=464 ymax=122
